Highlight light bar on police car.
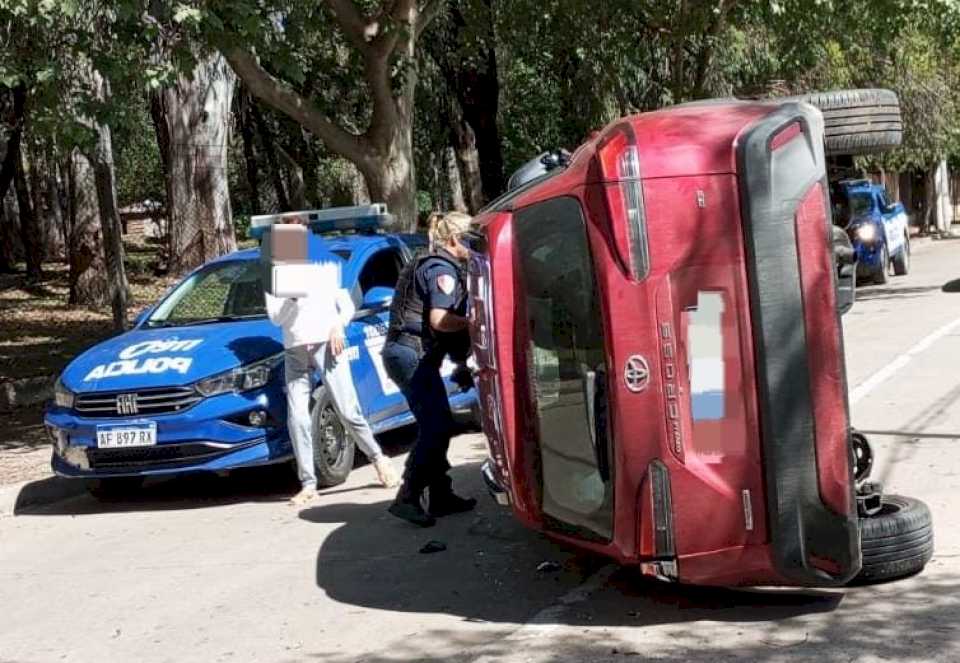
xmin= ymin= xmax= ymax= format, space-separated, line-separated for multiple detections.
xmin=249 ymin=204 xmax=391 ymax=240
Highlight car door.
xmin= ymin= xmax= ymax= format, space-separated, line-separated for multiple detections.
xmin=878 ymin=189 xmax=906 ymax=255
xmin=347 ymin=246 xmax=409 ymax=426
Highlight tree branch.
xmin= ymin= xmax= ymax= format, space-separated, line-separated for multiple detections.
xmin=325 ymin=0 xmax=375 ymax=51
xmin=416 ymin=0 xmax=445 ymax=39
xmin=223 ymin=47 xmax=368 ymax=166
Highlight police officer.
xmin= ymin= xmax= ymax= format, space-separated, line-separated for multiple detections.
xmin=382 ymin=211 xmax=476 ymax=527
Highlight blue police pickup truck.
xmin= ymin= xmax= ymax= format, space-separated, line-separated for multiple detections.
xmin=44 ymin=207 xmax=477 ymax=497
xmin=833 ymin=179 xmax=910 ymax=284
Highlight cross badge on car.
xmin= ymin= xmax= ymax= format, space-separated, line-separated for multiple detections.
xmin=624 ymin=355 xmax=650 ymax=393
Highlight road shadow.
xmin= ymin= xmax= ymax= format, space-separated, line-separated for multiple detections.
xmin=13 ymin=427 xmax=420 ymax=516
xmin=853 ymin=284 xmax=942 ymax=302
xmin=943 ymin=277 xmax=960 ymax=293
xmin=13 ymin=463 xmax=301 ymax=515
xmin=303 ymin=462 xmax=843 ymax=630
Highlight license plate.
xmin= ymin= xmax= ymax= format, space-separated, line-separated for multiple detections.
xmin=96 ymin=423 xmax=157 ymax=449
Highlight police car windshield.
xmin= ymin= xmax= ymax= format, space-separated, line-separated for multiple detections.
xmin=147 ymin=260 xmax=266 ymax=327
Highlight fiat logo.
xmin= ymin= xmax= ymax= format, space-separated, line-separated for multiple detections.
xmin=624 ymin=355 xmax=650 ymax=393
xmin=116 ymin=393 xmax=139 ymax=415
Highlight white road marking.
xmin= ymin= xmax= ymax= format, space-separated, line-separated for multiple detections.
xmin=470 ymin=563 xmax=617 ymax=662
xmin=850 ymin=316 xmax=960 ymax=405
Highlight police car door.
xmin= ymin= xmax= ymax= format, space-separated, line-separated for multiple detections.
xmin=349 ymin=247 xmax=408 ymax=427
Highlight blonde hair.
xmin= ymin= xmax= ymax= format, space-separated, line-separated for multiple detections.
xmin=427 ymin=211 xmax=472 ymax=251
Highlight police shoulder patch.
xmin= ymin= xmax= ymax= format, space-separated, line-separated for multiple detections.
xmin=437 ymin=273 xmax=455 ymax=295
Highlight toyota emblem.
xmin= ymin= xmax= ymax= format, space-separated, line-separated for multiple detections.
xmin=624 ymin=355 xmax=650 ymax=393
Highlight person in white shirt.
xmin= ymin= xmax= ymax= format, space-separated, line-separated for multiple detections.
xmin=265 ymin=224 xmax=399 ymax=506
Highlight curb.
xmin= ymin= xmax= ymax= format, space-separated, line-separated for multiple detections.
xmin=0 ymin=475 xmax=86 ymax=516
xmin=0 ymin=374 xmax=55 ymax=412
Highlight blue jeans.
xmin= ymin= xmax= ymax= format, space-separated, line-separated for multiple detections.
xmin=382 ymin=341 xmax=453 ymax=495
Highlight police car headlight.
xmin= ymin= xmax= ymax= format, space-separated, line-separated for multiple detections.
xmin=195 ymin=353 xmax=283 ymax=397
xmin=54 ymin=378 xmax=75 ymax=409
xmin=856 ymin=224 xmax=877 ymax=242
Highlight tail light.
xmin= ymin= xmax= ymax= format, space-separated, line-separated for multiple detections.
xmin=595 ymin=125 xmax=650 ymax=280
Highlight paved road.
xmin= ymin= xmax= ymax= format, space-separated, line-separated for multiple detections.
xmin=2 ymin=240 xmax=960 ymax=663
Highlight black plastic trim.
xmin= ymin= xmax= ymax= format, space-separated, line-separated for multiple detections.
xmin=736 ymin=103 xmax=861 ymax=586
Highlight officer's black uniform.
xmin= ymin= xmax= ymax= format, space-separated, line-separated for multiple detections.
xmin=382 ymin=247 xmax=475 ymax=527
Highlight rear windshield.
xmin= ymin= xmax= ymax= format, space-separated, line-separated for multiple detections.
xmin=148 ymin=260 xmax=266 ymax=327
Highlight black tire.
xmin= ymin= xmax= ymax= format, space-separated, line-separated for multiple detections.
xmin=855 ymin=494 xmax=933 ymax=583
xmin=874 ymin=242 xmax=890 ymax=285
xmin=84 ymin=476 xmax=144 ymax=500
xmin=784 ymin=89 xmax=902 ymax=155
xmin=310 ymin=387 xmax=355 ymax=488
xmin=892 ymin=233 xmax=910 ymax=275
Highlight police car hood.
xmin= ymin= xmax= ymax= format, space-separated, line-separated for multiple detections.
xmin=61 ymin=319 xmax=283 ymax=393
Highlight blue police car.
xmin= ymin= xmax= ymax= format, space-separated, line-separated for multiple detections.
xmin=44 ymin=207 xmax=477 ymax=497
xmin=833 ymin=179 xmax=910 ymax=284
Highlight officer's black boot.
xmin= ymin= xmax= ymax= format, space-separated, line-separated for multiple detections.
xmin=388 ymin=481 xmax=436 ymax=528
xmin=428 ymin=474 xmax=476 ymax=518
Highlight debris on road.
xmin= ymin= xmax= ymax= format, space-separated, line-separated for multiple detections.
xmin=419 ymin=540 xmax=447 ymax=554
xmin=536 ymin=561 xmax=561 ymax=573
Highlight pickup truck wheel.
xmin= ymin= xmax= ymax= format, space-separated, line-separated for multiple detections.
xmin=84 ymin=477 xmax=144 ymax=500
xmin=892 ymin=233 xmax=910 ymax=275
xmin=783 ymin=89 xmax=902 ymax=155
xmin=874 ymin=243 xmax=890 ymax=285
xmin=311 ymin=388 xmax=356 ymax=488
xmin=854 ymin=495 xmax=933 ymax=584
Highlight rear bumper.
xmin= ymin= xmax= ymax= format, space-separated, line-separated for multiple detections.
xmin=736 ymin=104 xmax=860 ymax=586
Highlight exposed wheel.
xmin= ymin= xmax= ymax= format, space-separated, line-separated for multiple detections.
xmin=892 ymin=233 xmax=910 ymax=275
xmin=84 ymin=477 xmax=144 ymax=500
xmin=310 ymin=387 xmax=355 ymax=488
xmin=854 ymin=495 xmax=933 ymax=584
xmin=784 ymin=89 xmax=902 ymax=155
xmin=874 ymin=242 xmax=890 ymax=285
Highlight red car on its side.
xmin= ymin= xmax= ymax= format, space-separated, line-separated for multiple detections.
xmin=466 ymin=95 xmax=932 ymax=587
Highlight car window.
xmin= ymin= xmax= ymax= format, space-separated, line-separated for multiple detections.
xmin=358 ymin=248 xmax=403 ymax=294
xmin=149 ymin=260 xmax=265 ymax=325
xmin=849 ymin=193 xmax=872 ymax=218
xmin=877 ymin=191 xmax=888 ymax=209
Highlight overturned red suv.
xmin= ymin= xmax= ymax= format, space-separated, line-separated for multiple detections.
xmin=466 ymin=94 xmax=932 ymax=587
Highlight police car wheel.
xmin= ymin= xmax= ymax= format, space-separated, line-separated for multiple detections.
xmin=310 ymin=389 xmax=355 ymax=488
xmin=874 ymin=243 xmax=890 ymax=285
xmin=892 ymin=233 xmax=910 ymax=276
xmin=84 ymin=477 xmax=144 ymax=500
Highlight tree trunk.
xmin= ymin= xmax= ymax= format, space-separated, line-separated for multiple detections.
xmin=430 ymin=0 xmax=505 ymax=204
xmin=44 ymin=159 xmax=66 ymax=261
xmin=237 ymin=91 xmax=261 ymax=214
xmin=250 ymin=102 xmax=289 ymax=211
xmin=89 ymin=118 xmax=130 ymax=330
xmin=0 ymin=84 xmax=26 ymax=203
xmin=448 ymin=98 xmax=484 ymax=213
xmin=277 ymin=145 xmax=306 ymax=209
xmin=159 ymin=53 xmax=237 ymax=275
xmin=68 ymin=149 xmax=108 ymax=305
xmin=13 ymin=145 xmax=43 ymax=280
xmin=345 ymin=160 xmax=369 ymax=206
xmin=0 ymin=191 xmax=19 ymax=272
xmin=445 ymin=146 xmax=467 ymax=212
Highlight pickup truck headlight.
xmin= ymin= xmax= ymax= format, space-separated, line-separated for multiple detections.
xmin=856 ymin=224 xmax=877 ymax=242
xmin=195 ymin=353 xmax=284 ymax=397
xmin=54 ymin=378 xmax=75 ymax=409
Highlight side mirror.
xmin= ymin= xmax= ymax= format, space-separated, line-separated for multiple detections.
xmin=361 ymin=286 xmax=394 ymax=310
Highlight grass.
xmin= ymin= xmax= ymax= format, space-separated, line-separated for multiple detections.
xmin=0 ymin=238 xmax=179 ymax=382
